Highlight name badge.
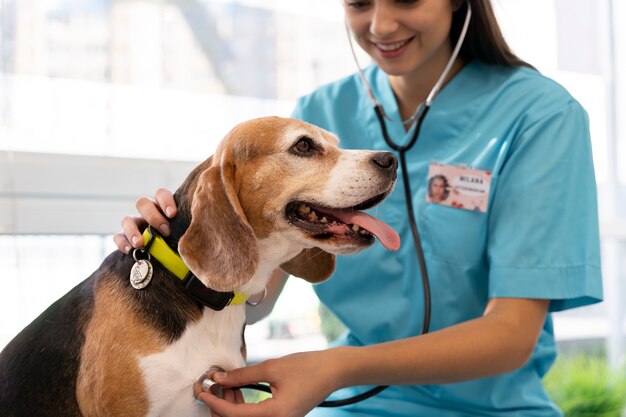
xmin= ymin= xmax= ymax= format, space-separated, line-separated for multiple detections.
xmin=426 ymin=162 xmax=492 ymax=212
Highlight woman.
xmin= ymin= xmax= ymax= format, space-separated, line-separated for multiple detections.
xmin=427 ymin=174 xmax=450 ymax=203
xmin=116 ymin=1 xmax=603 ymax=416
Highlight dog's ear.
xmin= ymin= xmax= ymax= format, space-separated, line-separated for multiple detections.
xmin=280 ymin=248 xmax=335 ymax=283
xmin=179 ymin=164 xmax=259 ymax=292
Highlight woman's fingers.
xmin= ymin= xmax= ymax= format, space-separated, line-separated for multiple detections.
xmin=155 ymin=188 xmax=177 ymax=218
xmin=114 ymin=188 xmax=176 ymax=253
xmin=234 ymin=388 xmax=245 ymax=404
xmin=222 ymin=388 xmax=245 ymax=404
xmin=120 ymin=215 xmax=148 ymax=249
xmin=135 ymin=196 xmax=171 ymax=236
xmin=113 ymin=231 xmax=133 ymax=254
xmin=192 ymin=375 xmax=245 ymax=417
xmin=198 ymin=392 xmax=268 ymax=417
xmin=212 ymin=366 xmax=265 ymax=390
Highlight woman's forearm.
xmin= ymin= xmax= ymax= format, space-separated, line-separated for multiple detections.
xmin=330 ymin=298 xmax=549 ymax=388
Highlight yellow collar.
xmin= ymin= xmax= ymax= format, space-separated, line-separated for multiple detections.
xmin=142 ymin=228 xmax=249 ymax=309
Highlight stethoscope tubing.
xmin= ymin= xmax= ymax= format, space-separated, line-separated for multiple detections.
xmin=317 ymin=1 xmax=472 ymax=406
xmin=316 ymin=2 xmax=472 ymax=406
xmin=302 ymin=104 xmax=436 ymax=408
xmin=375 ymin=104 xmax=432 ymax=336
xmin=303 ymin=105 xmax=434 ymax=407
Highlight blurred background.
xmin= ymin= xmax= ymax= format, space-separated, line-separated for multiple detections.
xmin=1 ymin=0 xmax=625 ymax=413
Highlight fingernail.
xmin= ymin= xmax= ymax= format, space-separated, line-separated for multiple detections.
xmin=160 ymin=224 xmax=170 ymax=235
xmin=124 ymin=245 xmax=131 ymax=254
xmin=213 ymin=372 xmax=226 ymax=381
xmin=165 ymin=206 xmax=175 ymax=217
xmin=131 ymin=235 xmax=140 ymax=245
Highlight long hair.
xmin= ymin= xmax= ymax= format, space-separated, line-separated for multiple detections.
xmin=450 ymin=0 xmax=534 ymax=69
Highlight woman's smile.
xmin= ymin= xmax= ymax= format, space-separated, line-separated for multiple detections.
xmin=345 ymin=0 xmax=456 ymax=80
xmin=371 ymin=36 xmax=415 ymax=58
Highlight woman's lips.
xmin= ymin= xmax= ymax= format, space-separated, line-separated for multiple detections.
xmin=373 ymin=37 xmax=413 ymax=58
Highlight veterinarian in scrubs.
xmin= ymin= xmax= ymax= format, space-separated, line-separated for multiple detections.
xmin=116 ymin=0 xmax=603 ymax=416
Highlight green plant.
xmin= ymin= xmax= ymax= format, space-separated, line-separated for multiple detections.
xmin=318 ymin=302 xmax=347 ymax=343
xmin=544 ymin=354 xmax=626 ymax=417
xmin=241 ymin=384 xmax=272 ymax=404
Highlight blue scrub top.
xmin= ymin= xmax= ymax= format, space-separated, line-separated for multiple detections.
xmin=292 ymin=61 xmax=603 ymax=417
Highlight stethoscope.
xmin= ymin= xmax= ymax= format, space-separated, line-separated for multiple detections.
xmin=199 ymin=2 xmax=472 ymax=408
xmin=318 ymin=1 xmax=473 ymax=406
xmin=353 ymin=0 xmax=472 ymax=333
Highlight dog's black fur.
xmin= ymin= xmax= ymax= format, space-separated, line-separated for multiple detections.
xmin=0 ymin=171 xmax=203 ymax=416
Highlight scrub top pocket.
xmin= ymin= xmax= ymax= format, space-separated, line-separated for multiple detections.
xmin=421 ymin=203 xmax=488 ymax=265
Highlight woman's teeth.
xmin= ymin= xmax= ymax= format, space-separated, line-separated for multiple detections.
xmin=376 ymin=39 xmax=410 ymax=51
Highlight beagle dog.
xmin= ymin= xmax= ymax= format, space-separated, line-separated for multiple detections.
xmin=0 ymin=116 xmax=399 ymax=417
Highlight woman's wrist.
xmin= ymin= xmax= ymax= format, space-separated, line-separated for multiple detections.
xmin=325 ymin=346 xmax=363 ymax=391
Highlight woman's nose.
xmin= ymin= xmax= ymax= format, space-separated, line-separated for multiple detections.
xmin=369 ymin=4 xmax=400 ymax=37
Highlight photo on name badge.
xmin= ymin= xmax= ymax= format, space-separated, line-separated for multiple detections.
xmin=426 ymin=162 xmax=492 ymax=212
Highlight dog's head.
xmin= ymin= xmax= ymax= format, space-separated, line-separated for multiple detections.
xmin=176 ymin=116 xmax=399 ymax=292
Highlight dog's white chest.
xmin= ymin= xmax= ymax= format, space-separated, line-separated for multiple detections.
xmin=140 ymin=307 xmax=246 ymax=417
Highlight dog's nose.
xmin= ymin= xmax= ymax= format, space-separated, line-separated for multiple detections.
xmin=372 ymin=152 xmax=398 ymax=177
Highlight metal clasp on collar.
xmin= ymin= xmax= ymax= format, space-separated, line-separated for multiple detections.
xmin=246 ymin=286 xmax=267 ymax=306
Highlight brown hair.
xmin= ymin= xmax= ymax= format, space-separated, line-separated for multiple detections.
xmin=450 ymin=0 xmax=534 ymax=69
xmin=428 ymin=174 xmax=450 ymax=200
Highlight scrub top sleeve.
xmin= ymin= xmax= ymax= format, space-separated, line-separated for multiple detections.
xmin=291 ymin=95 xmax=315 ymax=122
xmin=291 ymin=92 xmax=338 ymax=129
xmin=487 ymin=101 xmax=603 ymax=312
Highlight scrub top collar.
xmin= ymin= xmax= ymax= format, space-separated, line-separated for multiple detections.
xmin=368 ymin=60 xmax=479 ymax=144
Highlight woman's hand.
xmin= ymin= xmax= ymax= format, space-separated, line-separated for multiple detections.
xmin=113 ymin=188 xmax=178 ymax=253
xmin=197 ymin=298 xmax=549 ymax=417
xmin=193 ymin=369 xmax=246 ymax=417
xmin=208 ymin=389 xmax=246 ymax=417
xmin=196 ymin=351 xmax=341 ymax=417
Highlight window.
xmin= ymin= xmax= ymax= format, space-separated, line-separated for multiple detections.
xmin=1 ymin=0 xmax=624 ymax=364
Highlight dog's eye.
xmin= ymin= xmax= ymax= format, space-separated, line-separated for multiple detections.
xmin=291 ymin=137 xmax=316 ymax=156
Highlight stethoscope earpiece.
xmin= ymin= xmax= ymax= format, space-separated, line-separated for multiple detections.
xmin=346 ymin=2 xmax=472 ymax=126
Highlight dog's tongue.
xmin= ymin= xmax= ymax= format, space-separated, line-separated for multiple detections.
xmin=324 ymin=208 xmax=400 ymax=251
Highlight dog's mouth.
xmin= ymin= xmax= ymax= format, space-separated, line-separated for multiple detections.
xmin=285 ymin=193 xmax=400 ymax=251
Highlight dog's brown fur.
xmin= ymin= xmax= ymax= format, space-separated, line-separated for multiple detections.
xmin=0 ymin=116 xmax=397 ymax=417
